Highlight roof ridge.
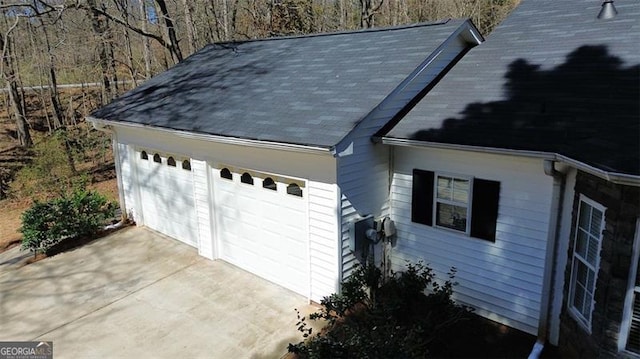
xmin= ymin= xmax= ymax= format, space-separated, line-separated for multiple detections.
xmin=207 ymin=19 xmax=456 ymax=48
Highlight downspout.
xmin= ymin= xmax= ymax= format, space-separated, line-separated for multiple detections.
xmin=529 ymin=160 xmax=566 ymax=358
xmin=91 ymin=122 xmax=128 ymax=225
xmin=383 ymin=145 xmax=395 ymax=280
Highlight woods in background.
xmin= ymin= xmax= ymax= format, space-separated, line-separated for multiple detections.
xmin=0 ymin=0 xmax=519 ymax=149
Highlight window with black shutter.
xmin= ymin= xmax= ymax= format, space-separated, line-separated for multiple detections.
xmin=411 ymin=169 xmax=500 ymax=242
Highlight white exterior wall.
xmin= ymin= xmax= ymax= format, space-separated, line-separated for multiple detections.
xmin=113 ymin=126 xmax=340 ymax=302
xmin=549 ymin=166 xmax=577 ymax=344
xmin=390 ymin=146 xmax=555 ymax=335
xmin=116 ymin=142 xmax=137 ymax=220
xmin=191 ymin=159 xmax=214 ymax=260
xmin=337 ymin=36 xmax=471 ymax=280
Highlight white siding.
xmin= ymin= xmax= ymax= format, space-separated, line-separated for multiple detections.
xmin=116 ymin=142 xmax=136 ymax=219
xmin=337 ymin=37 xmax=470 ymax=280
xmin=192 ymin=159 xmax=214 ymax=260
xmin=114 ymin=126 xmax=340 ymax=301
xmin=308 ymin=181 xmax=341 ymax=302
xmin=338 ymin=142 xmax=389 ymax=278
xmin=390 ymin=146 xmax=554 ymax=335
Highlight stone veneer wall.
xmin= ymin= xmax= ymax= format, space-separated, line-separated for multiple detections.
xmin=558 ymin=171 xmax=639 ymax=358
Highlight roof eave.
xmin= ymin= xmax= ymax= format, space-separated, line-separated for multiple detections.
xmin=87 ymin=116 xmax=335 ymax=156
xmin=379 ymin=136 xmax=640 ymax=187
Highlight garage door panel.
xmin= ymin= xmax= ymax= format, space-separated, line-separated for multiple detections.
xmin=136 ymin=150 xmax=198 ymax=247
xmin=214 ymin=168 xmax=309 ymax=297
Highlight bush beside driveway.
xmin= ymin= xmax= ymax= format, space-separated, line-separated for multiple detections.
xmin=0 ymin=227 xmax=315 ymax=358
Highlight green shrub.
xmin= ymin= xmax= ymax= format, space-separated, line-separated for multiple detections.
xmin=10 ymin=132 xmax=75 ymax=198
xmin=20 ymin=190 xmax=116 ymax=255
xmin=288 ymin=261 xmax=470 ymax=358
xmin=9 ymin=125 xmax=110 ymax=200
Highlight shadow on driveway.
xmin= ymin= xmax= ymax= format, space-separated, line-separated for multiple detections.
xmin=0 ymin=227 xmax=314 ymax=358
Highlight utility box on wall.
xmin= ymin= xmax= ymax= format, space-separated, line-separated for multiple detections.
xmin=349 ymin=215 xmax=374 ymax=260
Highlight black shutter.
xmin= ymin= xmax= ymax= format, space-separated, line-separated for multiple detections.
xmin=470 ymin=178 xmax=500 ymax=242
xmin=412 ymin=169 xmax=434 ymax=226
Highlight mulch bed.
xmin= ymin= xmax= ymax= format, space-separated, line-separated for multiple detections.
xmin=19 ymin=221 xmax=131 ymax=266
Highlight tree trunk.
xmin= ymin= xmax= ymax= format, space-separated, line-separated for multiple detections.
xmin=183 ymin=0 xmax=197 ymax=54
xmin=0 ymin=27 xmax=32 ymax=147
xmin=155 ymin=0 xmax=183 ymax=64
xmin=360 ymin=0 xmax=384 ymax=28
xmin=222 ymin=0 xmax=230 ymax=40
xmin=139 ymin=0 xmax=152 ymax=78
xmin=86 ymin=0 xmax=115 ymax=104
xmin=7 ymin=82 xmax=31 ymax=147
xmin=42 ymin=22 xmax=64 ymax=127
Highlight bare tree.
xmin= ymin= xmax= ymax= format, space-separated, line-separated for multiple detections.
xmin=182 ymin=0 xmax=197 ymax=54
xmin=360 ymin=0 xmax=384 ymax=28
xmin=154 ymin=0 xmax=183 ymax=63
xmin=33 ymin=5 xmax=65 ymax=128
xmin=138 ymin=0 xmax=152 ymax=78
xmin=0 ymin=8 xmax=31 ymax=147
xmin=84 ymin=0 xmax=116 ymax=103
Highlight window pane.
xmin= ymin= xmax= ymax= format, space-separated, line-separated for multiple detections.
xmin=287 ymin=183 xmax=303 ymax=197
xmin=452 ymin=179 xmax=469 ymax=203
xmin=575 ymin=260 xmax=588 ymax=287
xmin=587 ymin=236 xmax=599 ymax=265
xmin=583 ymin=292 xmax=593 ymax=321
xmin=626 ymin=294 xmax=640 ymax=353
xmin=263 ymin=177 xmax=277 ymax=190
xmin=241 ymin=173 xmax=254 ymax=185
xmin=572 ymin=278 xmax=585 ymax=312
xmin=590 ymin=208 xmax=603 ymax=237
xmin=579 ymin=202 xmax=592 ymax=230
xmin=575 ymin=230 xmax=588 ymax=259
xmin=182 ymin=160 xmax=191 ymax=171
xmin=437 ymin=176 xmax=452 ymax=200
xmin=436 ymin=203 xmax=467 ymax=232
xmin=220 ymin=168 xmax=232 ymax=180
xmin=586 ymin=267 xmax=595 ymax=292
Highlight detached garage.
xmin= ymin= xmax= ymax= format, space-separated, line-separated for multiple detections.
xmin=88 ymin=20 xmax=483 ymax=301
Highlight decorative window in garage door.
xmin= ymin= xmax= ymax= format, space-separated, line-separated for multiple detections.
xmin=287 ymin=183 xmax=303 ymax=197
xmin=138 ymin=149 xmax=191 ymax=172
xmin=216 ymin=166 xmax=305 ymax=197
xmin=182 ymin=160 xmax=191 ymax=171
xmin=263 ymin=177 xmax=277 ymax=191
xmin=220 ymin=168 xmax=233 ymax=180
xmin=241 ymin=172 xmax=254 ymax=185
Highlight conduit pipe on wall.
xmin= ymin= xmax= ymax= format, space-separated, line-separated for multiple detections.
xmin=529 ymin=160 xmax=566 ymax=359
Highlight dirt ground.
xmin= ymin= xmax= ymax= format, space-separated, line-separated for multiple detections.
xmin=0 ymin=87 xmax=115 ymax=253
xmin=0 ymin=200 xmax=27 ymax=251
xmin=0 ymin=177 xmax=118 ymax=253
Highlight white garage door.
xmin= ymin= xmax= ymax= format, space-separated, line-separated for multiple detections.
xmin=214 ymin=167 xmax=308 ymax=296
xmin=136 ymin=150 xmax=198 ymax=247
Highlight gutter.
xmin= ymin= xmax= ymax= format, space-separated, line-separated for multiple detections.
xmin=86 ymin=116 xmax=335 ymax=156
xmin=378 ymin=137 xmax=640 ymax=186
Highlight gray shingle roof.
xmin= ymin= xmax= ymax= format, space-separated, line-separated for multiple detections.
xmin=385 ymin=0 xmax=640 ymax=175
xmin=91 ymin=20 xmax=468 ymax=148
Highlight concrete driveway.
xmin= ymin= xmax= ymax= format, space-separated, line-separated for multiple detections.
xmin=0 ymin=227 xmax=318 ymax=358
